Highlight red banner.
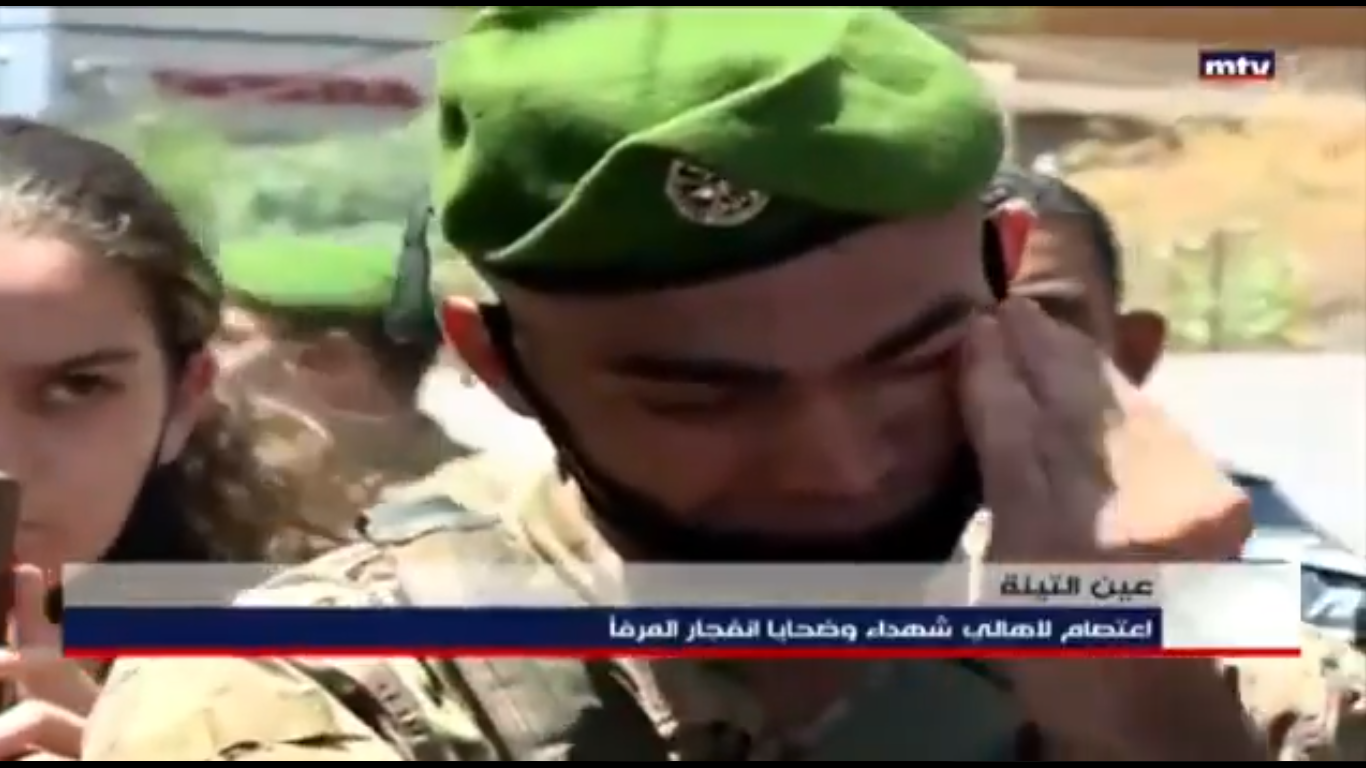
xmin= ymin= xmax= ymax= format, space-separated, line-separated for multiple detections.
xmin=152 ymin=70 xmax=423 ymax=110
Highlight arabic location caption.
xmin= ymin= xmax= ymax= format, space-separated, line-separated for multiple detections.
xmin=982 ymin=565 xmax=1163 ymax=607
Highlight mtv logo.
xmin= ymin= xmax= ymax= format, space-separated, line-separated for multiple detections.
xmin=1199 ymin=50 xmax=1277 ymax=81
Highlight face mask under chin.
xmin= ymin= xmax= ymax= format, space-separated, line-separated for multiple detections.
xmin=49 ymin=464 xmax=211 ymax=625
xmin=100 ymin=464 xmax=212 ymax=564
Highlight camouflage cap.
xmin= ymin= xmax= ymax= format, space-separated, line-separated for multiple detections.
xmin=218 ymin=235 xmax=398 ymax=311
xmin=435 ymin=7 xmax=1006 ymax=292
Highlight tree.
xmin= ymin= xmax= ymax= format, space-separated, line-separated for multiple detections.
xmin=221 ymin=112 xmax=435 ymax=239
xmin=88 ymin=105 xmax=231 ymax=251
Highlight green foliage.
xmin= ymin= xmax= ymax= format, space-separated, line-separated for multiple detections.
xmin=87 ymin=105 xmax=447 ymax=287
xmin=1147 ymin=228 xmax=1313 ymax=351
xmin=84 ymin=105 xmax=434 ymax=252
xmin=88 ymin=106 xmax=231 ymax=251
xmin=220 ymin=112 xmax=435 ymax=238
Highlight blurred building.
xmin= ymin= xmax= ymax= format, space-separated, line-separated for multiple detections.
xmin=0 ymin=6 xmax=439 ymax=140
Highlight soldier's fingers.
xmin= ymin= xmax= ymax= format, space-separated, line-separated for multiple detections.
xmin=959 ymin=313 xmax=1051 ymax=514
xmin=0 ymin=649 xmax=63 ymax=680
xmin=19 ymin=662 xmax=100 ymax=719
xmin=12 ymin=567 xmax=59 ymax=651
xmin=998 ymin=299 xmax=1116 ymax=497
xmin=998 ymin=298 xmax=1116 ymax=437
xmin=0 ymin=647 xmax=94 ymax=720
xmin=0 ymin=701 xmax=83 ymax=761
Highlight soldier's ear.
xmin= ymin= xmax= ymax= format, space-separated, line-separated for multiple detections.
xmin=984 ymin=199 xmax=1035 ymax=298
xmin=439 ymin=296 xmax=505 ymax=386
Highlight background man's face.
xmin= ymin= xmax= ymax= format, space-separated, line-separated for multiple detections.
xmin=1012 ymin=212 xmax=1166 ymax=385
xmin=1010 ymin=213 xmax=1117 ymax=345
xmin=498 ymin=205 xmax=994 ymax=542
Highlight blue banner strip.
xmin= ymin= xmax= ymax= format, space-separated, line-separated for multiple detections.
xmin=63 ymin=606 xmax=1162 ymax=652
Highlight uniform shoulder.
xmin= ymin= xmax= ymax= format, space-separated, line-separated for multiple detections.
xmin=392 ymin=448 xmax=555 ymax=515
xmin=235 ymin=448 xmax=556 ymax=608
xmin=83 ymin=656 xmax=411 ymax=759
xmin=234 ymin=539 xmax=395 ymax=608
xmin=87 ymin=562 xmax=499 ymax=760
xmin=85 ymin=455 xmax=568 ymax=760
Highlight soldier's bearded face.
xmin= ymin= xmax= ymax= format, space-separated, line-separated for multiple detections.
xmin=492 ymin=204 xmax=994 ymax=550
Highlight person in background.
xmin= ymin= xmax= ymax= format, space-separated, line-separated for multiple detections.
xmin=82 ymin=8 xmax=1265 ymax=760
xmin=0 ymin=117 xmax=322 ymax=758
xmin=988 ymin=167 xmax=1166 ymax=389
xmin=996 ymin=166 xmax=1365 ymax=760
xmin=214 ymin=223 xmax=464 ymax=534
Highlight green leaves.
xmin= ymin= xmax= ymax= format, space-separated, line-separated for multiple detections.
xmin=90 ymin=106 xmax=231 ymax=251
xmin=92 ymin=107 xmax=435 ymax=256
xmin=1151 ymin=228 xmax=1312 ymax=351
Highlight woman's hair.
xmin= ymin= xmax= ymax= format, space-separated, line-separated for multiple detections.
xmin=0 ymin=117 xmax=323 ymax=562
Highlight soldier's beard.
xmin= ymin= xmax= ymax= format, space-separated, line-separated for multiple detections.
xmin=482 ymin=307 xmax=981 ymax=563
xmin=567 ymin=446 xmax=983 ymax=564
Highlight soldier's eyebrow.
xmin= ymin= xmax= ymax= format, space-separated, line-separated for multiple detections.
xmin=859 ymin=294 xmax=976 ymax=364
xmin=605 ymin=293 xmax=976 ymax=387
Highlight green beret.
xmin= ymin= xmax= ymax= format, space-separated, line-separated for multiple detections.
xmin=435 ymin=7 xmax=1005 ymax=292
xmin=218 ymin=235 xmax=396 ymax=311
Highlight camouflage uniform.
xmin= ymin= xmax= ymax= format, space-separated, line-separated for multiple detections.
xmin=85 ymin=454 xmax=1366 ymax=759
xmin=80 ymin=7 xmax=1357 ymax=760
xmin=1230 ymin=629 xmax=1364 ymax=760
xmin=85 ymin=454 xmax=1038 ymax=760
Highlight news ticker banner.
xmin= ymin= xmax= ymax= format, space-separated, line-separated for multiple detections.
xmin=58 ymin=563 xmax=1302 ymax=657
xmin=65 ymin=606 xmax=1164 ymax=657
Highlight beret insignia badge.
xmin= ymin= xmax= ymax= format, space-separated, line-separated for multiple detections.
xmin=664 ymin=159 xmax=769 ymax=227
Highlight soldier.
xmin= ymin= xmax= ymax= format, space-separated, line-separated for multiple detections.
xmin=83 ymin=8 xmax=1266 ymax=760
xmin=215 ymin=227 xmax=465 ymax=533
xmin=999 ymin=167 xmax=1366 ymax=760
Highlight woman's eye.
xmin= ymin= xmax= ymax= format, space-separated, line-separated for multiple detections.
xmin=40 ymin=373 xmax=117 ymax=409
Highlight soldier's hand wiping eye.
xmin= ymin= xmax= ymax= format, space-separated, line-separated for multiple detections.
xmin=959 ymin=297 xmax=1248 ymax=563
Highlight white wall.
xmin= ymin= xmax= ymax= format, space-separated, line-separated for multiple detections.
xmin=43 ymin=6 xmax=446 ymax=138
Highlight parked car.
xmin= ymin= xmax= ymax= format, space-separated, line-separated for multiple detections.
xmin=1234 ymin=470 xmax=1364 ymax=642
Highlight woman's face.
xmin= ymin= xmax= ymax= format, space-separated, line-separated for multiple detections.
xmin=0 ymin=232 xmax=201 ymax=572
